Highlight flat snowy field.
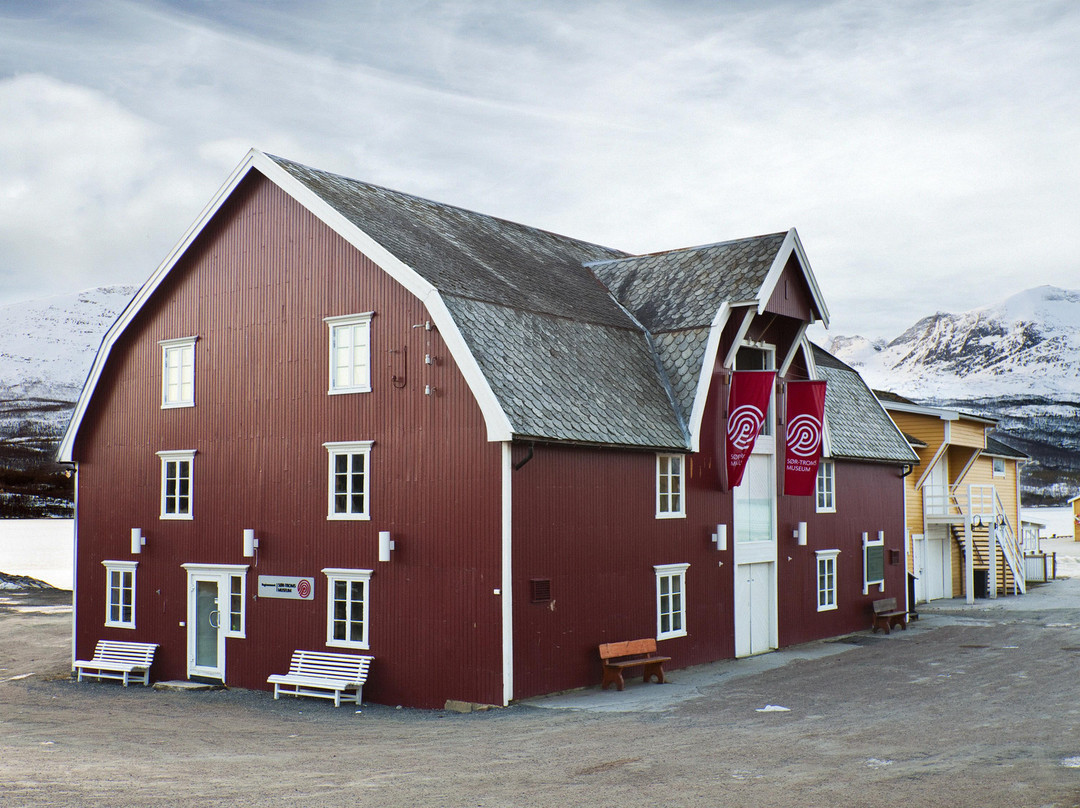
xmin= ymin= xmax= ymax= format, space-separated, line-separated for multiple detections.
xmin=0 ymin=509 xmax=1074 ymax=593
xmin=0 ymin=519 xmax=73 ymax=589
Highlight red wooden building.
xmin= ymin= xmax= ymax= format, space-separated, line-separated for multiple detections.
xmin=59 ymin=150 xmax=917 ymax=708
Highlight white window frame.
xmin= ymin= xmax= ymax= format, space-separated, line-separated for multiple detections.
xmin=656 ymin=454 xmax=686 ymax=519
xmin=992 ymin=457 xmax=1006 ymax=478
xmin=654 ymin=563 xmax=689 ymax=640
xmin=323 ymin=441 xmax=373 ymax=520
xmin=103 ymin=560 xmax=138 ymax=629
xmin=862 ymin=530 xmax=886 ymax=595
xmin=323 ymin=568 xmax=372 ymax=650
xmin=227 ymin=572 xmax=246 ymax=638
xmin=816 ymin=459 xmax=836 ymax=513
xmin=325 ymin=312 xmax=374 ymax=395
xmin=157 ymin=450 xmax=196 ymax=520
xmin=160 ymin=336 xmax=197 ymax=408
xmin=816 ymin=549 xmax=840 ymax=612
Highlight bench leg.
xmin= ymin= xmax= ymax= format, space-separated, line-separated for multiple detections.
xmin=642 ymin=662 xmax=666 ymax=685
xmin=601 ymin=666 xmax=625 ymax=691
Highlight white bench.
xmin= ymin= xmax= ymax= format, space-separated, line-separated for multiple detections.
xmin=267 ymin=650 xmax=374 ymax=708
xmin=75 ymin=640 xmax=159 ymax=687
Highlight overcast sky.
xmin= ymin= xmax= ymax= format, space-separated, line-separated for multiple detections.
xmin=1 ymin=0 xmax=1077 ymax=338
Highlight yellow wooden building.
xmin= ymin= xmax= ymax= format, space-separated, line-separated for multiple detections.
xmin=875 ymin=392 xmax=1028 ymax=605
xmin=1070 ymin=494 xmax=1080 ymax=542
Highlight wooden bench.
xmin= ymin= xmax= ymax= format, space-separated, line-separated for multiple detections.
xmin=871 ymin=597 xmax=908 ymax=634
xmin=599 ymin=638 xmax=672 ymax=691
xmin=74 ymin=640 xmax=159 ymax=687
xmin=267 ymin=650 xmax=374 ymax=707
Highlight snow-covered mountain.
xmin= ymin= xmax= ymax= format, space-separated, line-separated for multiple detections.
xmin=0 ymin=285 xmax=137 ymax=403
xmin=827 ymin=286 xmax=1080 ymax=504
xmin=827 ymin=286 xmax=1080 ymax=400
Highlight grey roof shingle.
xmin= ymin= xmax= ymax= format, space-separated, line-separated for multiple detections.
xmin=812 ymin=345 xmax=918 ymax=463
xmin=985 ymin=436 xmax=1029 ymax=460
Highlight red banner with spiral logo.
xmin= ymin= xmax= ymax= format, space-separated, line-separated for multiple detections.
xmin=784 ymin=380 xmax=827 ymax=496
xmin=726 ymin=371 xmax=776 ymax=488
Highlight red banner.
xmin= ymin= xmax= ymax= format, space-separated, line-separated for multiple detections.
xmin=784 ymin=380 xmax=827 ymax=496
xmin=726 ymin=371 xmax=776 ymax=488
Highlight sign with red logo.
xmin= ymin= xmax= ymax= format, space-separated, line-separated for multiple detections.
xmin=726 ymin=371 xmax=776 ymax=488
xmin=784 ymin=380 xmax=827 ymax=496
xmin=257 ymin=575 xmax=315 ymax=600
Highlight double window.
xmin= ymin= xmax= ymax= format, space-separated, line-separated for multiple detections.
xmin=323 ymin=441 xmax=373 ymax=520
xmin=160 ymin=337 xmax=197 ymax=408
xmin=157 ymin=450 xmax=195 ymax=519
xmin=103 ymin=560 xmax=137 ymax=628
xmin=656 ymin=454 xmax=686 ymax=518
xmin=816 ymin=550 xmax=839 ymax=611
xmin=654 ymin=563 xmax=689 ymax=640
xmin=816 ymin=460 xmax=835 ymax=513
xmin=326 ymin=313 xmax=373 ymax=394
xmin=323 ymin=568 xmax=372 ymax=650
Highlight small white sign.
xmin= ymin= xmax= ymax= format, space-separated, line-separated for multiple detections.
xmin=257 ymin=575 xmax=315 ymax=600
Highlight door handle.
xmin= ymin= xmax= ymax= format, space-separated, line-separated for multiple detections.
xmin=208 ymin=610 xmax=220 ymax=629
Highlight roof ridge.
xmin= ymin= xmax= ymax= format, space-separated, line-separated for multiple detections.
xmin=583 ymin=231 xmax=789 ymax=267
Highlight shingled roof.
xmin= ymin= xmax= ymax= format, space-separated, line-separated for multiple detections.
xmin=811 ymin=345 xmax=918 ymax=464
xmin=58 ymin=149 xmax=845 ymax=460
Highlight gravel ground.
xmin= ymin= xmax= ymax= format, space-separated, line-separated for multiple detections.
xmin=3 ymin=581 xmax=1080 ymax=807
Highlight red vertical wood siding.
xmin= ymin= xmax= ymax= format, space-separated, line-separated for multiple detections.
xmin=775 ymin=460 xmax=908 ymax=646
xmin=73 ymin=174 xmax=503 ymax=709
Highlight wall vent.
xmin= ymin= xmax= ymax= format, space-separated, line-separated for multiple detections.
xmin=529 ymin=578 xmax=552 ymax=603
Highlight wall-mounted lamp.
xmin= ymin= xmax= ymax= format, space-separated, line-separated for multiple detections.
xmin=379 ymin=531 xmax=396 ymax=562
xmin=794 ymin=521 xmax=808 ymax=546
xmin=131 ymin=528 xmax=145 ymax=555
xmin=243 ymin=528 xmax=259 ymax=558
xmin=711 ymin=524 xmax=728 ymax=551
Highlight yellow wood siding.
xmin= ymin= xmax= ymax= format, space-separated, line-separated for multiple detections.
xmin=889 ymin=412 xmax=945 ymax=449
xmin=1073 ymin=499 xmax=1080 ymax=541
xmin=950 ymin=419 xmax=987 ymax=449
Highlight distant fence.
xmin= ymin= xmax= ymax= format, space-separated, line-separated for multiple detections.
xmin=1024 ymin=553 xmax=1056 ymax=583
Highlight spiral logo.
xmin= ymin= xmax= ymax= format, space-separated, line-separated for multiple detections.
xmin=727 ymin=405 xmax=765 ymax=450
xmin=786 ymin=414 xmax=822 ymax=457
xmin=296 ymin=579 xmax=312 ymax=599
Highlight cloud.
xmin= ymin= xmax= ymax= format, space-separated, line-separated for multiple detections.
xmin=0 ymin=0 xmax=1077 ymax=339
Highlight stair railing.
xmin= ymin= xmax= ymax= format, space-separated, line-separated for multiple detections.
xmin=990 ymin=486 xmax=1025 ymax=595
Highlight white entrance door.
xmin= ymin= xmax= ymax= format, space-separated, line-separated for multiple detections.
xmin=734 ymin=453 xmax=777 ymax=657
xmin=924 ymin=527 xmax=952 ymax=601
xmin=183 ymin=564 xmax=248 ymax=682
xmin=912 ymin=533 xmax=927 ymax=604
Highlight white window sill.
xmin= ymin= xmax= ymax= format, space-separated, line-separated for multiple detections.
xmin=160 ymin=401 xmax=195 ymax=409
xmin=816 ymin=603 xmax=838 ymax=613
xmin=657 ymin=630 xmax=687 ymax=641
xmin=104 ymin=621 xmax=136 ymax=630
xmin=327 ymin=513 xmax=371 ymax=521
xmin=326 ymin=639 xmax=370 ymax=651
xmin=160 ymin=513 xmax=193 ymax=521
xmin=655 ymin=512 xmax=686 ymax=520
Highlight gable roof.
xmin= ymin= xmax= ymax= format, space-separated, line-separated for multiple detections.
xmin=811 ymin=345 xmax=919 ymax=464
xmin=59 ymin=149 xmax=833 ymax=460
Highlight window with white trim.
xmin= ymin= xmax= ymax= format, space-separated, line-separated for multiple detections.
xmin=323 ymin=441 xmax=373 ymax=520
xmin=227 ymin=573 xmax=246 ymax=637
xmin=325 ymin=313 xmax=373 ymax=394
xmin=654 ymin=563 xmax=689 ymax=640
xmin=157 ymin=450 xmax=195 ymax=519
xmin=656 ymin=454 xmax=686 ymax=518
xmin=992 ymin=457 xmax=1005 ymax=478
xmin=816 ymin=460 xmax=835 ymax=513
xmin=160 ymin=337 xmax=196 ymax=408
xmin=323 ymin=568 xmax=372 ymax=649
xmin=816 ymin=550 xmax=839 ymax=611
xmin=103 ymin=560 xmax=137 ymax=628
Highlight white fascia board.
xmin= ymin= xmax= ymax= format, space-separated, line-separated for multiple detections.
xmin=881 ymin=400 xmax=960 ymax=421
xmin=686 ymin=302 xmax=730 ymax=452
xmin=58 ymin=149 xmax=514 ymax=462
xmin=778 ymin=321 xmax=808 ymax=377
xmin=58 ymin=151 xmax=266 ymax=462
xmin=756 ymin=228 xmax=830 ymax=327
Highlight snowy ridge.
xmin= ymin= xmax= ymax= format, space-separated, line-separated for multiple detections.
xmin=828 ymin=286 xmax=1080 ymax=400
xmin=0 ymin=285 xmax=137 ymax=402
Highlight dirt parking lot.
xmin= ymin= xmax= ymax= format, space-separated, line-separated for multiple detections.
xmin=3 ymin=582 xmax=1080 ymax=808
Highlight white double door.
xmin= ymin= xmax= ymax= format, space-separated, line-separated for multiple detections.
xmin=733 ymin=452 xmax=778 ymax=657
